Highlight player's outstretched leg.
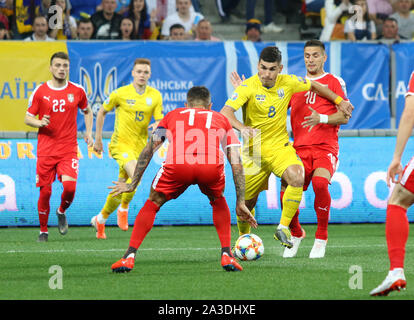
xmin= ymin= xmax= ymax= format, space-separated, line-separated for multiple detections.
xmin=371 ymin=204 xmax=409 ymax=296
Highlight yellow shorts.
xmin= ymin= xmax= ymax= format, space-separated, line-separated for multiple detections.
xmin=109 ymin=144 xmax=142 ymax=180
xmin=243 ymin=143 xmax=303 ymax=200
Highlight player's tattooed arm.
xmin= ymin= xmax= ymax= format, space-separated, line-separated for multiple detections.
xmin=109 ymin=128 xmax=166 ymax=196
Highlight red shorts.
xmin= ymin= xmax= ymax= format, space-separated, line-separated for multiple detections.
xmin=152 ymin=163 xmax=225 ymax=200
xmin=36 ymin=153 xmax=79 ymax=187
xmin=400 ymin=156 xmax=414 ymax=193
xmin=295 ymin=146 xmax=338 ymax=191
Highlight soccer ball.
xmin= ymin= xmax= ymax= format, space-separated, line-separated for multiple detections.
xmin=233 ymin=234 xmax=264 ymax=261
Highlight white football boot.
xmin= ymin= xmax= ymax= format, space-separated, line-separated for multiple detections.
xmin=370 ymin=269 xmax=407 ymax=296
xmin=309 ymin=238 xmax=327 ymax=258
xmin=283 ymin=228 xmax=306 ymax=258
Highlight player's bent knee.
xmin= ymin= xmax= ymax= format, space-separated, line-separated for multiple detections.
xmin=39 ymin=185 xmax=52 ymax=198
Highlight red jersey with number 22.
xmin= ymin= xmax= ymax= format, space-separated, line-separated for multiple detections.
xmin=27 ymin=81 xmax=88 ymax=157
xmin=290 ymin=73 xmax=348 ymax=155
xmin=157 ymin=107 xmax=240 ymax=166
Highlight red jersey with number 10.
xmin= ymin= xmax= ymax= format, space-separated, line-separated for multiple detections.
xmin=157 ymin=107 xmax=240 ymax=166
xmin=27 ymin=81 xmax=88 ymax=157
xmin=289 ymin=73 xmax=348 ymax=154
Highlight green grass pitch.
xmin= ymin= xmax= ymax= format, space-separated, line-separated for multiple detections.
xmin=0 ymin=223 xmax=413 ymax=300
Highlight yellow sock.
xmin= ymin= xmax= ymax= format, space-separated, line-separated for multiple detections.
xmin=120 ymin=189 xmax=136 ymax=210
xmin=101 ymin=193 xmax=122 ymax=219
xmin=237 ymin=207 xmax=255 ymax=236
xmin=280 ymin=185 xmax=303 ymax=227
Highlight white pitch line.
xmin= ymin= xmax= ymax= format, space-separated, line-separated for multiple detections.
xmin=0 ymin=243 xmax=396 ymax=254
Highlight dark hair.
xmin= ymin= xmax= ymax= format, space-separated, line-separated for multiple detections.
xmin=187 ymin=86 xmax=211 ymax=107
xmin=127 ymin=0 xmax=149 ymax=39
xmin=120 ymin=16 xmax=137 ymax=39
xmin=50 ymin=51 xmax=69 ymax=65
xmin=259 ymin=46 xmax=282 ymax=64
xmin=384 ymin=17 xmax=398 ymax=25
xmin=304 ymin=39 xmax=325 ymax=51
xmin=170 ymin=23 xmax=185 ymax=33
xmin=78 ymin=18 xmax=93 ymax=26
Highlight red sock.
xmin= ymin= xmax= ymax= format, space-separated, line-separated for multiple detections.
xmin=129 ymin=200 xmax=160 ymax=249
xmin=38 ymin=185 xmax=52 ymax=233
xmin=59 ymin=180 xmax=77 ymax=213
xmin=280 ymin=191 xmax=302 ymax=237
xmin=312 ymin=176 xmax=331 ymax=240
xmin=211 ymin=196 xmax=231 ymax=249
xmin=386 ymin=204 xmax=409 ymax=270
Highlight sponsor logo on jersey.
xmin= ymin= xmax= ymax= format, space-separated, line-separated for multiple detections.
xmin=67 ymin=94 xmax=74 ymax=103
xmin=255 ymin=94 xmax=265 ymax=102
xmin=126 ymin=99 xmax=136 ymax=105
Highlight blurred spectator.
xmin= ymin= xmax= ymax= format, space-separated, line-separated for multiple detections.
xmin=246 ymin=0 xmax=283 ymax=33
xmin=319 ymin=0 xmax=352 ymax=41
xmin=168 ymin=22 xmax=186 ymax=39
xmin=124 ymin=0 xmax=156 ymax=39
xmin=242 ymin=18 xmax=262 ymax=42
xmin=147 ymin=0 xmax=197 ymax=23
xmin=367 ymin=0 xmax=393 ymax=23
xmin=48 ymin=0 xmax=77 ymax=39
xmin=119 ymin=16 xmax=135 ymax=39
xmin=117 ymin=0 xmax=131 ymax=15
xmin=160 ymin=0 xmax=203 ymax=39
xmin=0 ymin=21 xmax=10 ymax=39
xmin=77 ymin=18 xmax=94 ymax=39
xmin=24 ymin=15 xmax=55 ymax=40
xmin=195 ymin=18 xmax=220 ymax=40
xmin=390 ymin=0 xmax=414 ymax=39
xmin=70 ymin=0 xmax=101 ymax=20
xmin=305 ymin=0 xmax=325 ymax=13
xmin=377 ymin=16 xmax=407 ymax=40
xmin=345 ymin=0 xmax=376 ymax=40
xmin=0 ymin=5 xmax=9 ymax=29
xmin=12 ymin=0 xmax=42 ymax=39
xmin=91 ymin=0 xmax=122 ymax=39
xmin=215 ymin=0 xmax=240 ymax=23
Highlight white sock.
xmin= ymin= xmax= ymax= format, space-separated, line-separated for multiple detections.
xmin=97 ymin=213 xmax=107 ymax=224
xmin=126 ymin=253 xmax=135 ymax=259
xmin=118 ymin=206 xmax=129 ymax=212
xmin=277 ymin=224 xmax=289 ymax=230
xmin=57 ymin=208 xmax=64 ymax=215
xmin=390 ymin=268 xmax=404 ymax=277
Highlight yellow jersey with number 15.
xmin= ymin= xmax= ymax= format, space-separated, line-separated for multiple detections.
xmin=225 ymin=74 xmax=311 ymax=153
xmin=103 ymin=84 xmax=163 ymax=151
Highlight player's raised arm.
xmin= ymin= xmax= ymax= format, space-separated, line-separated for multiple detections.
xmin=108 ymin=127 xmax=166 ymax=196
xmin=310 ymin=80 xmax=354 ymax=117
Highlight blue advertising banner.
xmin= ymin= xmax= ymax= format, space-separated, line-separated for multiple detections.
xmin=64 ymin=41 xmax=392 ymax=133
xmin=1 ymin=137 xmax=414 ymax=227
xmin=392 ymin=42 xmax=414 ymax=127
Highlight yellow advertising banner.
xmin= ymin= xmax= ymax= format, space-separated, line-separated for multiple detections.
xmin=0 ymin=41 xmax=68 ymax=132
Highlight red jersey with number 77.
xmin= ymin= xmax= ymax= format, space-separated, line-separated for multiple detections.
xmin=289 ymin=72 xmax=348 ymax=155
xmin=157 ymin=107 xmax=241 ymax=166
xmin=26 ymin=81 xmax=88 ymax=157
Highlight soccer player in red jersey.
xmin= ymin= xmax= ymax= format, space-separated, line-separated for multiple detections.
xmin=370 ymin=71 xmax=414 ymax=296
xmin=282 ymin=39 xmax=351 ymax=259
xmin=24 ymin=51 xmax=94 ymax=242
xmin=109 ymin=86 xmax=257 ymax=273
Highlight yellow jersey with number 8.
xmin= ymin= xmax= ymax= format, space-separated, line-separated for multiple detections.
xmin=225 ymin=74 xmax=311 ymax=153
